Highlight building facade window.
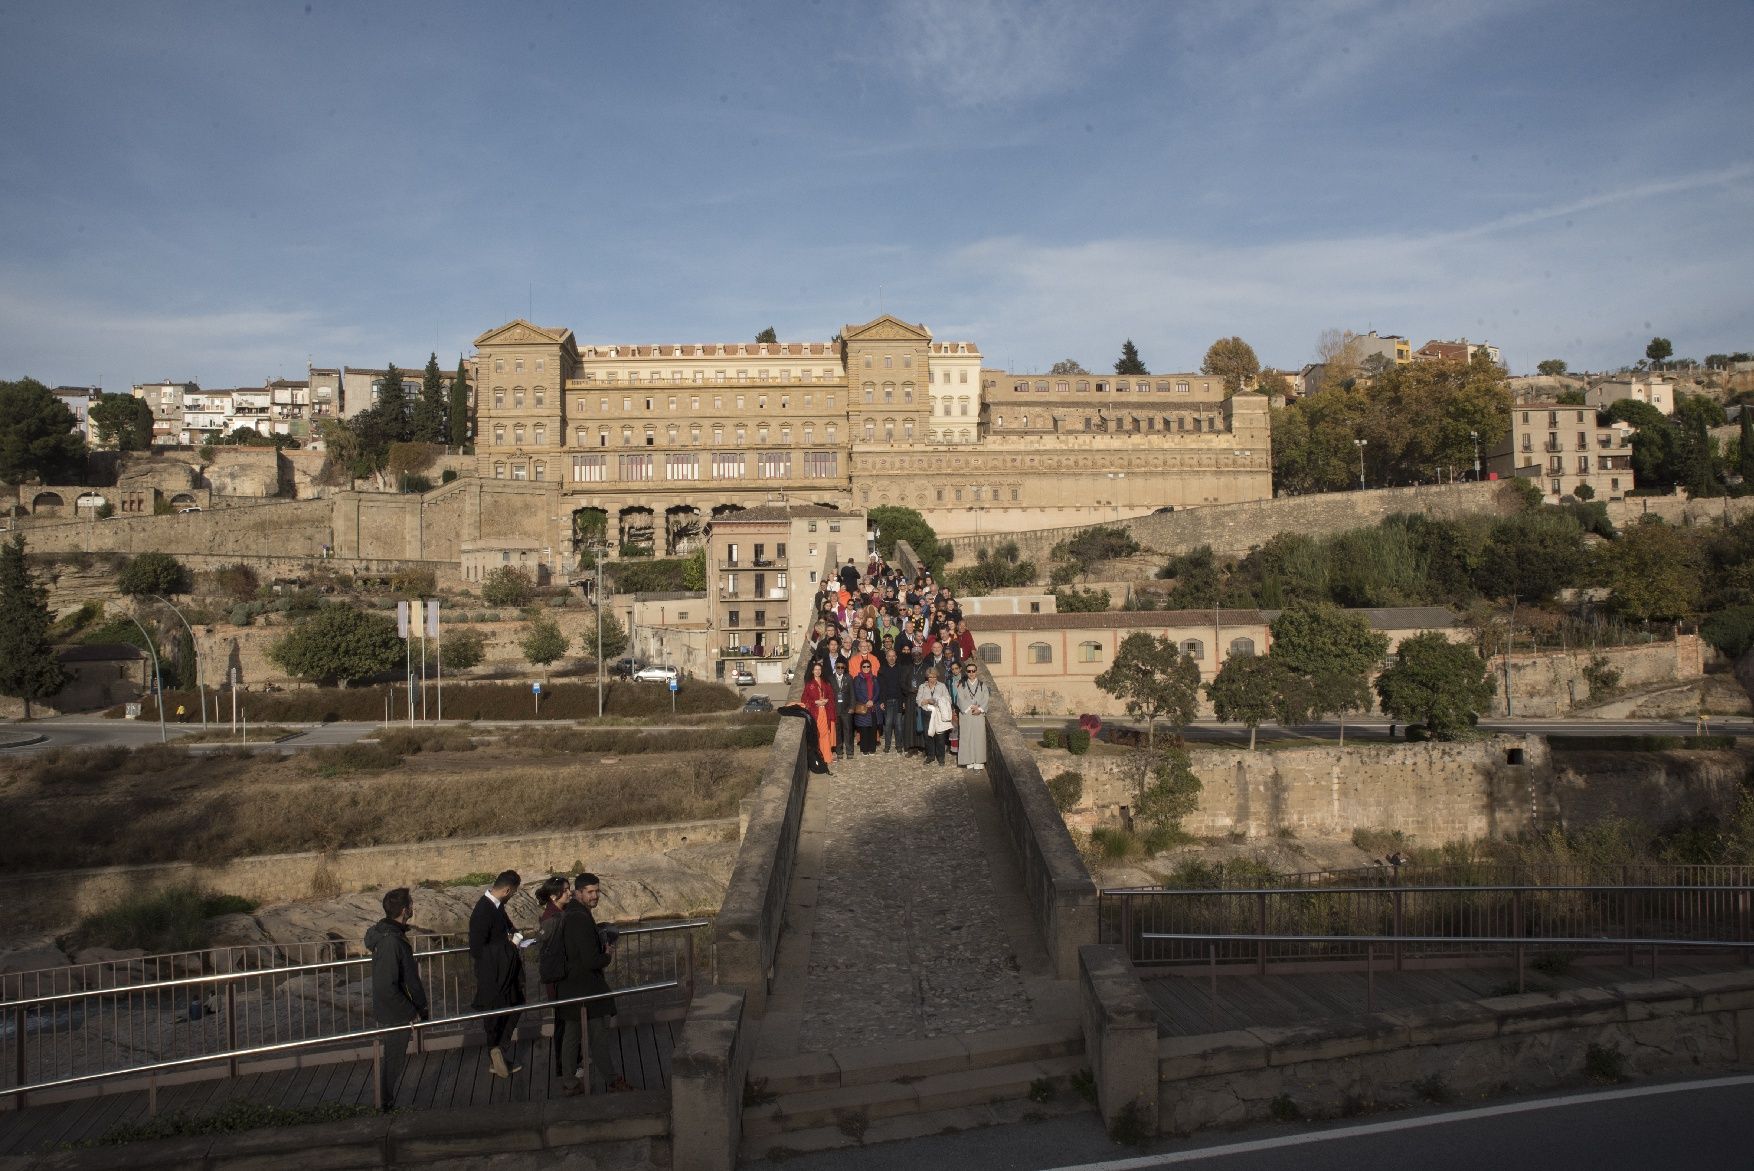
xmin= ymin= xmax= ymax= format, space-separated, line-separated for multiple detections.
xmin=572 ymin=454 xmax=605 ymax=482
xmin=1078 ymin=641 xmax=1103 ymax=663
xmin=978 ymin=643 xmax=1002 ymax=663
xmin=1028 ymin=642 xmax=1054 ymax=664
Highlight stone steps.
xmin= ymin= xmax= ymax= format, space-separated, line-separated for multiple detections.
xmin=740 ymin=1021 xmax=1091 ymax=1159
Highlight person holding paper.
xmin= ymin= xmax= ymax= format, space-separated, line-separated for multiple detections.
xmin=468 ymin=869 xmax=526 ymax=1078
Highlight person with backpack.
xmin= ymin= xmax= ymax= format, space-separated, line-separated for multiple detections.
xmin=551 ymin=873 xmax=632 ymax=1094
xmin=532 ymin=877 xmax=572 ymax=1077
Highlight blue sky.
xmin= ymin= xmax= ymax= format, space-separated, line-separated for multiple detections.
xmin=2 ymin=0 xmax=1750 ymax=389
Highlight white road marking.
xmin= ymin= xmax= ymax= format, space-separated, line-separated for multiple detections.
xmin=1042 ymin=1074 xmax=1754 ymax=1170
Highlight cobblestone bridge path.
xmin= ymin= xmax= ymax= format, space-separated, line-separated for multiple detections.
xmin=754 ymin=746 xmax=1077 ymax=1060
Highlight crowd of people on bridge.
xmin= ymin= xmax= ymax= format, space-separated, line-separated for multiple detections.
xmin=783 ymin=554 xmax=992 ymax=775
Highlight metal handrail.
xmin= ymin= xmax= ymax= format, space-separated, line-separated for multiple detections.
xmin=1143 ymin=932 xmax=1754 ymax=948
xmin=1117 ymin=884 xmax=1754 ymax=896
xmin=0 ymin=919 xmax=708 ymax=1012
xmin=0 ymin=979 xmax=677 ymax=1101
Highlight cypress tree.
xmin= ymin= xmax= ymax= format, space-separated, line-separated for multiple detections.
xmin=413 ymin=353 xmax=447 ymax=444
xmin=0 ymin=534 xmax=66 ymax=718
xmin=1739 ymin=413 xmax=1754 ymax=486
xmin=448 ymin=358 xmax=471 ymax=448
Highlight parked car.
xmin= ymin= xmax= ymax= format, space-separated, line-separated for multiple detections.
xmin=730 ymin=666 xmax=756 ymax=686
xmin=633 ymin=664 xmax=679 ymax=683
xmin=742 ymin=694 xmax=774 ymax=713
xmin=611 ymin=657 xmax=639 ymax=679
xmin=178 ymin=506 xmax=202 ymax=514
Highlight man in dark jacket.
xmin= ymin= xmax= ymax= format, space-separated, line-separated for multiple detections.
xmin=878 ymin=648 xmax=909 ymax=753
xmin=365 ymin=887 xmax=428 ymax=1110
xmin=555 ymin=873 xmax=632 ymax=1094
xmin=468 ymin=869 xmax=525 ymax=1078
xmin=838 ymin=557 xmax=860 ymax=595
xmin=828 ymin=656 xmax=856 ymax=759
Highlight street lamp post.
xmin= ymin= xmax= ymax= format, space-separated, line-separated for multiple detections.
xmin=152 ymin=594 xmax=205 ymax=729
xmin=124 ymin=613 xmax=167 ymax=743
xmin=1354 ymin=439 xmax=1368 ymax=491
xmin=1470 ymin=430 xmax=1482 ymax=481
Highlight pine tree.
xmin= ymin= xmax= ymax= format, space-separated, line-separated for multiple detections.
xmin=0 ymin=535 xmax=67 ymax=718
xmin=374 ymin=363 xmax=412 ymax=443
xmin=413 ymin=353 xmax=447 ymax=444
xmin=755 ymin=327 xmax=778 ymax=344
xmin=1115 ymin=339 xmax=1148 ymax=375
xmin=448 ymin=358 xmax=471 ymax=448
xmin=1738 ymin=413 xmax=1754 ymax=486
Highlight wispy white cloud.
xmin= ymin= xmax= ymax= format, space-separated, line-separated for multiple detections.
xmin=878 ymin=0 xmax=1136 ymax=107
xmin=934 ymin=169 xmax=1754 ymax=373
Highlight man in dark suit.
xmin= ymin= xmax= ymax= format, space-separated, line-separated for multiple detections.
xmin=828 ymin=655 xmax=855 ymax=758
xmin=468 ymin=869 xmax=525 ymax=1078
xmin=555 ymin=873 xmax=633 ymax=1094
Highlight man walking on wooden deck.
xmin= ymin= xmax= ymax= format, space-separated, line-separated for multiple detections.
xmin=555 ymin=873 xmax=632 ymax=1094
xmin=469 ymin=869 xmax=526 ymax=1078
xmin=365 ymin=887 xmax=429 ymax=1110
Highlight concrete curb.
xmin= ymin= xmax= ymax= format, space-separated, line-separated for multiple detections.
xmin=0 ymin=733 xmax=48 ymax=749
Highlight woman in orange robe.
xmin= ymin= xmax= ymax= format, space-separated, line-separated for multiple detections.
xmin=801 ymin=658 xmax=840 ymax=767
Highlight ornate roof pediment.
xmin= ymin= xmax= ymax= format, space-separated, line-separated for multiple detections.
xmin=474 ymin=319 xmax=577 ymax=350
xmin=841 ymin=315 xmax=933 ymax=343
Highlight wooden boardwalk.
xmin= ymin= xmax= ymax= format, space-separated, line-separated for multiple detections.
xmin=1144 ymin=957 xmax=1737 ymax=1036
xmin=0 ymin=1017 xmax=678 ymax=1157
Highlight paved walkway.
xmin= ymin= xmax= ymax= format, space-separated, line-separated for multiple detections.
xmin=756 ymin=746 xmax=1074 ymax=1059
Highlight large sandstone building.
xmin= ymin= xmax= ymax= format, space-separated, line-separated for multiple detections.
xmin=466 ymin=315 xmax=1271 ymax=568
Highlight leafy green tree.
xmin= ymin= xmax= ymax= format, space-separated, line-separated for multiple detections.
xmin=1646 ymin=337 xmax=1673 ymax=370
xmin=1052 ymin=586 xmax=1110 ymax=612
xmin=579 ymin=608 xmax=628 ymax=662
xmin=0 ymin=378 xmax=85 ymax=485
xmin=1114 ymin=339 xmax=1148 ymax=375
xmin=1049 ymin=359 xmax=1088 ymax=375
xmin=520 ymin=615 xmax=569 ymax=672
xmin=1157 ymin=545 xmax=1223 ymax=608
xmin=1605 ymin=397 xmax=1681 ymax=486
xmin=412 ymin=354 xmax=448 ymax=444
xmin=1256 ymin=370 xmax=1293 ymax=397
xmin=481 ymin=565 xmax=533 ymax=606
xmin=89 ymin=393 xmax=155 ymax=451
xmin=1205 ymin=653 xmax=1281 ymax=749
xmin=1128 ymin=745 xmax=1203 ymax=837
xmin=1602 ymin=518 xmax=1704 ymax=622
xmin=1374 ymin=632 xmax=1494 ymax=738
xmin=1201 ymin=336 xmax=1260 ymax=395
xmin=1555 ymin=388 xmax=1587 ymax=405
xmin=1267 ymin=602 xmax=1388 ymax=742
xmin=683 ymin=547 xmax=707 ymax=591
xmin=1536 ymin=359 xmax=1569 ymax=376
xmin=442 ymin=627 xmax=487 ymax=671
xmin=1269 ymin=383 xmax=1371 ymax=494
xmin=867 ymin=505 xmax=947 ymax=573
xmin=1094 ymin=632 xmax=1200 ymax=746
xmin=117 ymin=552 xmax=190 ymax=597
xmin=0 ymin=535 xmax=66 ymax=717
xmin=267 ymin=605 xmax=403 ymax=685
xmin=1475 ymin=511 xmax=1589 ymax=603
xmin=755 ymin=327 xmax=778 ymax=343
xmin=448 ymin=357 xmax=471 ymax=448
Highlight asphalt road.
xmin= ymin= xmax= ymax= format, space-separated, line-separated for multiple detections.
xmin=747 ymin=1073 xmax=1754 ymax=1171
xmin=3 ymin=713 xmax=1743 ymax=756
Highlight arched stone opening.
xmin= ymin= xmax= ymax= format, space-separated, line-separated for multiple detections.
xmin=665 ymin=505 xmax=704 ymax=555
xmin=31 ymin=492 xmax=64 ymax=515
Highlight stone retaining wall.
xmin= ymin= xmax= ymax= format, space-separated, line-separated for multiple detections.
xmin=0 ymin=820 xmax=737 ymax=934
xmin=947 ymin=480 xmax=1520 ymax=566
xmin=1042 ymin=737 xmax=1749 ymax=843
xmin=1155 ymin=969 xmax=1754 ymax=1134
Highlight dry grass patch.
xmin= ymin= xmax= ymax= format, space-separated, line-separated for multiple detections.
xmin=0 ymin=741 xmax=763 ymax=873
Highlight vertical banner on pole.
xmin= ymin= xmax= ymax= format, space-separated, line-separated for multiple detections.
xmin=425 ymin=598 xmax=442 ymax=722
xmin=398 ymin=601 xmax=414 ymax=724
xmin=412 ymin=599 xmax=426 ymax=722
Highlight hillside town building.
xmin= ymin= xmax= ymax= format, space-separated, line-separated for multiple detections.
xmin=465 ymin=314 xmax=1274 ymax=559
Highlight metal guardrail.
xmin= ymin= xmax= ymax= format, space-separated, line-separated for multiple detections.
xmin=1 ymin=920 xmax=708 ymax=1096
xmin=0 ymin=980 xmax=680 ymax=1112
xmin=1105 ymin=885 xmax=1754 ymax=970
